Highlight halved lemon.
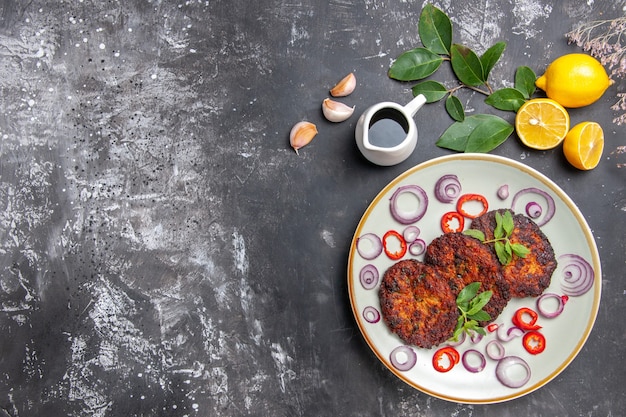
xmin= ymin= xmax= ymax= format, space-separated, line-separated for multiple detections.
xmin=563 ymin=121 xmax=604 ymax=170
xmin=515 ymin=98 xmax=570 ymax=150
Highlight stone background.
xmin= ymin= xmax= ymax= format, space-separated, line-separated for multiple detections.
xmin=0 ymin=0 xmax=624 ymax=416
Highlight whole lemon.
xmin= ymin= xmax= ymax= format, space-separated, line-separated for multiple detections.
xmin=535 ymin=53 xmax=611 ymax=108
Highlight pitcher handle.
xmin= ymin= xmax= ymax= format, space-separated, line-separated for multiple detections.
xmin=404 ymin=94 xmax=427 ymax=117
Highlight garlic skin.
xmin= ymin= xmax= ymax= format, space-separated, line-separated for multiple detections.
xmin=330 ymin=72 xmax=356 ymax=97
xmin=289 ymin=121 xmax=318 ymax=154
xmin=322 ymin=98 xmax=355 ymax=123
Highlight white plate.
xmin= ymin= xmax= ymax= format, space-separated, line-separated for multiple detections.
xmin=347 ymin=154 xmax=601 ymax=404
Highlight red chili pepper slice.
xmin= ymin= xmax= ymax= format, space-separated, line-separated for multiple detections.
xmin=522 ymin=330 xmax=546 ymax=355
xmin=456 ymin=193 xmax=489 ymax=219
xmin=382 ymin=230 xmax=407 ymax=260
xmin=512 ymin=307 xmax=542 ymax=331
xmin=441 ymin=211 xmax=465 ymax=233
xmin=486 ymin=323 xmax=499 ymax=333
xmin=432 ymin=346 xmax=460 ymax=373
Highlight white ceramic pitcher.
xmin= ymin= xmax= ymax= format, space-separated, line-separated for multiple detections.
xmin=355 ymin=94 xmax=427 ymax=166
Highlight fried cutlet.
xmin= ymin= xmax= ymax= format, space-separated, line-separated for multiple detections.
xmin=378 ymin=259 xmax=459 ymax=348
xmin=470 ymin=209 xmax=557 ymax=298
xmin=424 ymin=232 xmax=510 ymax=325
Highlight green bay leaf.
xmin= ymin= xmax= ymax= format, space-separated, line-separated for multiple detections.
xmin=485 ymin=88 xmax=526 ymax=112
xmin=388 ymin=47 xmax=444 ymax=81
xmin=411 ymin=80 xmax=448 ymax=102
xmin=450 ymin=44 xmax=485 ymax=86
xmin=480 ymin=42 xmax=506 ymax=80
xmin=436 ymin=114 xmax=494 ymax=152
xmin=445 ymin=95 xmax=465 ymax=121
xmin=515 ymin=65 xmax=537 ymax=99
xmin=464 ymin=115 xmax=514 ymax=153
xmin=418 ymin=4 xmax=452 ymax=55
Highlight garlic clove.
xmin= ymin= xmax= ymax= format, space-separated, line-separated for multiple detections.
xmin=330 ymin=72 xmax=356 ymax=97
xmin=322 ymin=98 xmax=355 ymax=123
xmin=289 ymin=121 xmax=318 ymax=154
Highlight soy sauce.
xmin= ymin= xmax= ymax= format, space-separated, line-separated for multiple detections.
xmin=367 ymin=108 xmax=409 ymax=148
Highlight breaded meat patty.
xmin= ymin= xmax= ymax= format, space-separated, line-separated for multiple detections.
xmin=424 ymin=232 xmax=510 ymax=325
xmin=470 ymin=209 xmax=557 ymax=298
xmin=379 ymin=259 xmax=459 ymax=348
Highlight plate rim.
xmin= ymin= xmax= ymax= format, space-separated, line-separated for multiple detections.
xmin=347 ymin=153 xmax=602 ymax=404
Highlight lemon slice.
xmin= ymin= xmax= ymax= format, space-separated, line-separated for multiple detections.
xmin=515 ymin=98 xmax=570 ymax=150
xmin=563 ymin=121 xmax=604 ymax=170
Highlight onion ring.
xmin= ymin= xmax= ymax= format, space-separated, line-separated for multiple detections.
xmin=486 ymin=340 xmax=505 ymax=361
xmin=559 ymin=254 xmax=595 ymax=296
xmin=496 ymin=324 xmax=524 ymax=342
xmin=434 ymin=174 xmax=461 ymax=203
xmin=408 ymin=238 xmax=426 ymax=256
xmin=536 ymin=292 xmax=566 ymax=318
xmin=495 ymin=356 xmax=531 ymax=388
xmin=359 ymin=264 xmax=379 ymax=290
xmin=462 ymin=349 xmax=486 ymax=373
xmin=389 ymin=345 xmax=417 ymax=371
xmin=402 ymin=225 xmax=421 ymax=243
xmin=525 ymin=201 xmax=542 ymax=219
xmin=510 ymin=187 xmax=555 ymax=226
xmin=356 ymin=233 xmax=382 ymax=260
xmin=362 ymin=306 xmax=381 ymax=323
xmin=389 ymin=185 xmax=428 ymax=225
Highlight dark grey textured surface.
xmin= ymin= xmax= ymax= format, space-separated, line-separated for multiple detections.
xmin=0 ymin=0 xmax=625 ymax=416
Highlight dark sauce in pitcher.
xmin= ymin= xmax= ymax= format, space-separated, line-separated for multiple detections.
xmin=367 ymin=108 xmax=410 ymax=148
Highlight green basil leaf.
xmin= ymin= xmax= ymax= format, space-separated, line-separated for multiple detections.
xmin=450 ymin=44 xmax=485 ymax=86
xmin=467 ymin=291 xmax=493 ymax=315
xmin=411 ymin=80 xmax=448 ymax=102
xmin=485 ymin=88 xmax=526 ymax=112
xmin=468 ymin=310 xmax=491 ymax=322
xmin=463 ymin=229 xmax=485 ymax=241
xmin=418 ymin=4 xmax=452 ymax=55
xmin=388 ymin=47 xmax=444 ymax=81
xmin=436 ymin=114 xmax=493 ymax=151
xmin=480 ymin=41 xmax=506 ymax=80
xmin=445 ymin=95 xmax=465 ymax=122
xmin=457 ymin=282 xmax=480 ymax=304
xmin=464 ymin=115 xmax=514 ymax=153
xmin=515 ymin=65 xmax=537 ymax=99
xmin=474 ymin=326 xmax=487 ymax=336
xmin=494 ymin=211 xmax=504 ymax=239
xmin=494 ymin=240 xmax=510 ymax=265
xmin=465 ymin=319 xmax=479 ymax=330
xmin=511 ymin=242 xmax=531 ymax=258
xmin=505 ymin=241 xmax=513 ymax=257
xmin=475 ymin=289 xmax=493 ymax=305
xmin=502 ymin=210 xmax=515 ymax=235
xmin=453 ymin=322 xmax=464 ymax=340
